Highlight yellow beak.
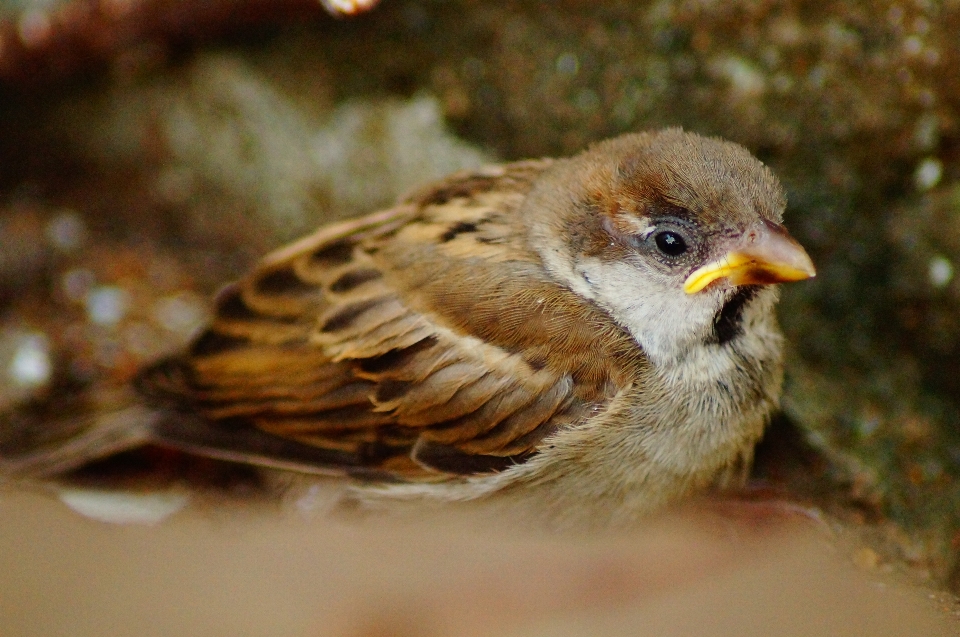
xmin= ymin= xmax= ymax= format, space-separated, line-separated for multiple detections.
xmin=683 ymin=220 xmax=816 ymax=294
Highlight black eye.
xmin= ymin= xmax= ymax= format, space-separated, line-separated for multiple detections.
xmin=654 ymin=231 xmax=688 ymax=257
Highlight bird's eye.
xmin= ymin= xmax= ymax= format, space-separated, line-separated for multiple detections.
xmin=654 ymin=231 xmax=688 ymax=257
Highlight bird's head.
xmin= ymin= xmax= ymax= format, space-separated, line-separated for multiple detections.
xmin=525 ymin=128 xmax=815 ymax=365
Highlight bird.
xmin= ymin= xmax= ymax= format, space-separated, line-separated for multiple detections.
xmin=2 ymin=129 xmax=815 ymax=527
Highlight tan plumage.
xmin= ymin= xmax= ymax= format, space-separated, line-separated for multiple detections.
xmin=4 ymin=129 xmax=816 ymax=526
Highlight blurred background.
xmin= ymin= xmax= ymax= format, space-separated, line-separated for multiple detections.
xmin=0 ymin=0 xmax=959 ymax=632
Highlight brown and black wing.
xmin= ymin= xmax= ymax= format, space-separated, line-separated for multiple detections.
xmin=140 ymin=161 xmax=643 ymax=481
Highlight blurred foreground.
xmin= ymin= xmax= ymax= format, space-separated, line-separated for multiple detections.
xmin=0 ymin=487 xmax=955 ymax=637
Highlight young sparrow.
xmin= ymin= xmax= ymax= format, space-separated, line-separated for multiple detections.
xmin=10 ymin=130 xmax=816 ymax=526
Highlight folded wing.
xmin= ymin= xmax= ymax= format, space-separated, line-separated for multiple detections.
xmin=140 ymin=161 xmax=645 ymax=480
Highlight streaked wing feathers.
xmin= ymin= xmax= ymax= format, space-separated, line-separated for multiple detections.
xmin=139 ymin=161 xmax=645 ymax=479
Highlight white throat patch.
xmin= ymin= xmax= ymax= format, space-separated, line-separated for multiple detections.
xmin=568 ymin=256 xmax=722 ymax=366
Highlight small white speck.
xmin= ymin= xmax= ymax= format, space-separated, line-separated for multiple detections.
xmin=293 ymin=482 xmax=347 ymax=517
xmin=914 ymin=157 xmax=943 ymax=191
xmin=887 ymin=6 xmax=904 ymax=26
xmin=806 ymin=65 xmax=828 ymax=89
xmin=928 ymin=255 xmax=954 ymax=288
xmin=17 ymin=10 xmax=50 ymax=47
xmin=711 ymin=56 xmax=767 ymax=97
xmin=903 ymin=35 xmax=923 ymax=56
xmin=57 ymin=488 xmax=190 ymax=525
xmin=45 ymin=210 xmax=87 ymax=252
xmin=556 ymin=52 xmax=580 ymax=76
xmin=86 ymin=286 xmax=131 ymax=327
xmin=8 ymin=333 xmax=51 ymax=388
xmin=857 ymin=415 xmax=879 ymax=438
xmin=152 ymin=293 xmax=207 ymax=336
xmin=320 ymin=0 xmax=379 ymax=15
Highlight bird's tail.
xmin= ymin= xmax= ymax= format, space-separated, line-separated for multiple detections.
xmin=0 ymin=387 xmax=158 ymax=479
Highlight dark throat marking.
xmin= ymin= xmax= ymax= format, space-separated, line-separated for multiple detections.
xmin=712 ymin=286 xmax=759 ymax=345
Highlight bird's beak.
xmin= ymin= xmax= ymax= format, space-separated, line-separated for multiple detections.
xmin=683 ymin=219 xmax=816 ymax=294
